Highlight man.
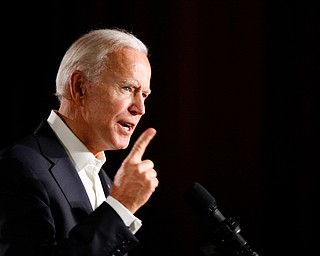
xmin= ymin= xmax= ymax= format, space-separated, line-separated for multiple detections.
xmin=0 ymin=28 xmax=158 ymax=256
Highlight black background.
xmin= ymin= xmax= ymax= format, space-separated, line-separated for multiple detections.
xmin=1 ymin=1 xmax=318 ymax=255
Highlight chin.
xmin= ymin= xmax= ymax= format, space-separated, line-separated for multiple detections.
xmin=115 ymin=139 xmax=130 ymax=150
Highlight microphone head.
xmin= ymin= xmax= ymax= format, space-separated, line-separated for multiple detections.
xmin=184 ymin=182 xmax=217 ymax=216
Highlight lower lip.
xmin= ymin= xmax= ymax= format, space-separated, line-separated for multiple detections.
xmin=118 ymin=123 xmax=133 ymax=135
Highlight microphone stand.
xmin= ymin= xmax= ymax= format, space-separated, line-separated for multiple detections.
xmin=199 ymin=206 xmax=259 ymax=256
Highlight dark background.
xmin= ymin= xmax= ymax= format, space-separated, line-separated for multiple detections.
xmin=2 ymin=0 xmax=318 ymax=255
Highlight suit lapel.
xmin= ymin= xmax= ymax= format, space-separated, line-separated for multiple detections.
xmin=34 ymin=120 xmax=93 ymax=214
xmin=51 ymin=158 xmax=93 ymax=213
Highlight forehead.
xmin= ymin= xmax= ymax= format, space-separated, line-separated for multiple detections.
xmin=107 ymin=48 xmax=150 ymax=75
xmin=102 ymin=47 xmax=151 ymax=88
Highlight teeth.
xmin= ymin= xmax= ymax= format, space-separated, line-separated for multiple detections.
xmin=121 ymin=123 xmax=131 ymax=131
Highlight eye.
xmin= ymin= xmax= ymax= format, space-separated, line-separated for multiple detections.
xmin=120 ymin=84 xmax=149 ymax=99
xmin=122 ymin=86 xmax=134 ymax=93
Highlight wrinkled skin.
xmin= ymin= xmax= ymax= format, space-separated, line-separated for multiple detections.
xmin=57 ymin=47 xmax=158 ymax=213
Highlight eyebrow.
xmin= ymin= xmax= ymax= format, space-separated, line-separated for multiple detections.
xmin=122 ymin=80 xmax=151 ymax=95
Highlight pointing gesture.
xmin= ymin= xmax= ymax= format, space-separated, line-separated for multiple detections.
xmin=111 ymin=128 xmax=158 ymax=214
xmin=125 ymin=127 xmax=157 ymax=164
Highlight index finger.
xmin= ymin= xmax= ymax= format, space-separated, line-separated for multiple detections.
xmin=125 ymin=127 xmax=157 ymax=163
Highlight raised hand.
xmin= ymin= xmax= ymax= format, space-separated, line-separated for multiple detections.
xmin=111 ymin=128 xmax=158 ymax=214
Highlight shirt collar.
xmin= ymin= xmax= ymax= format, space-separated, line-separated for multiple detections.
xmin=47 ymin=110 xmax=106 ymax=172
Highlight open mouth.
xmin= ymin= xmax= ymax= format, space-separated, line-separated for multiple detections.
xmin=118 ymin=121 xmax=134 ymax=131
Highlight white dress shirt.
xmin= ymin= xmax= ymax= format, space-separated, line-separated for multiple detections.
xmin=47 ymin=110 xmax=142 ymax=234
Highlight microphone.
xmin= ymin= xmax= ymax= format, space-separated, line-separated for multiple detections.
xmin=184 ymin=182 xmax=259 ymax=256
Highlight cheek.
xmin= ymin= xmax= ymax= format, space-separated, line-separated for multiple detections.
xmin=90 ymin=96 xmax=127 ymax=119
xmin=87 ymin=90 xmax=113 ymax=112
xmin=86 ymin=87 xmax=130 ymax=118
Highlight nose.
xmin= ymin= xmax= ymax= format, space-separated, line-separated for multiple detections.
xmin=128 ymin=93 xmax=145 ymax=116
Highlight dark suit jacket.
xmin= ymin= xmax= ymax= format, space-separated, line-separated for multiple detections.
xmin=0 ymin=120 xmax=139 ymax=256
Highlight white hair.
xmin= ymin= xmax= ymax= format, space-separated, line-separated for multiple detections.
xmin=55 ymin=28 xmax=148 ymax=101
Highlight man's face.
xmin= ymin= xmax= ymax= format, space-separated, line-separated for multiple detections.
xmin=81 ymin=47 xmax=152 ymax=152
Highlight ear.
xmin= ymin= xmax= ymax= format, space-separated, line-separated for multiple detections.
xmin=69 ymin=71 xmax=86 ymax=105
